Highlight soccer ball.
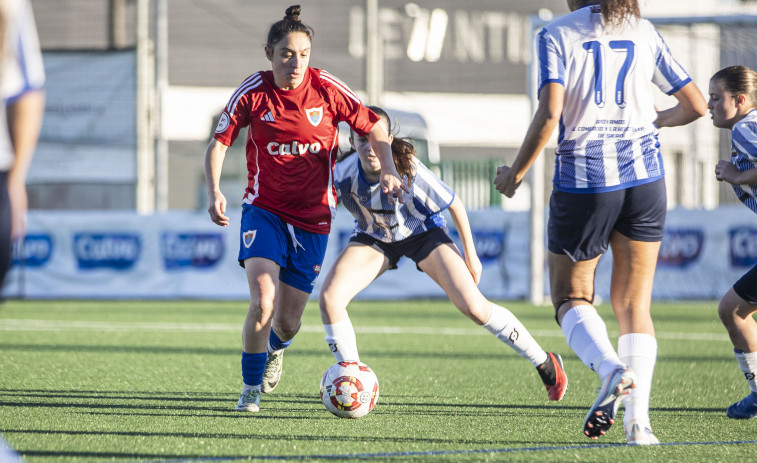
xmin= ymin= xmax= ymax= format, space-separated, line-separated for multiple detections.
xmin=319 ymin=361 xmax=380 ymax=418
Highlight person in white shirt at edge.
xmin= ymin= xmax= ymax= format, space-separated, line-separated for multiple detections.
xmin=320 ymin=106 xmax=568 ymax=403
xmin=0 ymin=0 xmax=45 ymax=291
xmin=494 ymin=0 xmax=707 ymax=445
xmin=709 ymin=65 xmax=757 ymax=420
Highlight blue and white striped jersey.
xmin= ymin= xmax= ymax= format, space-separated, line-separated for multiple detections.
xmin=335 ymin=154 xmax=455 ymax=243
xmin=729 ymin=109 xmax=757 ymax=214
xmin=538 ymin=4 xmax=692 ymax=192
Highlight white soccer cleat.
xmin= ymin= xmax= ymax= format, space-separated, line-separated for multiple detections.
xmin=583 ymin=367 xmax=636 ymax=439
xmin=625 ymin=422 xmax=660 ymax=446
xmin=235 ymin=389 xmax=260 ymax=412
xmin=261 ymin=349 xmax=284 ymax=394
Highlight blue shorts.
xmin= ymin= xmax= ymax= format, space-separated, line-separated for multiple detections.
xmin=238 ymin=204 xmax=328 ymax=293
xmin=548 ymin=179 xmax=667 ymax=262
xmin=348 ymin=227 xmax=455 ymax=271
xmin=734 ymin=264 xmax=757 ymax=305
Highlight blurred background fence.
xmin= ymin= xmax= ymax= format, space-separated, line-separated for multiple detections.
xmin=5 ymin=0 xmax=757 ymax=301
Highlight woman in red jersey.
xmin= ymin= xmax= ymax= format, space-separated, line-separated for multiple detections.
xmin=204 ymin=4 xmax=407 ymax=413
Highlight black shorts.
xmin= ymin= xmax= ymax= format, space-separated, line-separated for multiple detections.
xmin=734 ymin=264 xmax=757 ymax=305
xmin=348 ymin=227 xmax=455 ymax=271
xmin=548 ymin=179 xmax=667 ymax=261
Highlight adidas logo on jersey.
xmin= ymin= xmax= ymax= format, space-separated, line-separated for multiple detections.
xmin=261 ymin=111 xmax=274 ymax=122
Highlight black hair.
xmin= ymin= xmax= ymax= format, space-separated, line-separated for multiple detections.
xmin=266 ymin=5 xmax=314 ymax=52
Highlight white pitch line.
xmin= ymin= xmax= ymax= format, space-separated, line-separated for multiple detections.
xmin=0 ymin=319 xmax=731 ymax=342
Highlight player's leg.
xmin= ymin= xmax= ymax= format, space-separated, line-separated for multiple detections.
xmin=256 ymin=281 xmax=310 ymax=393
xmin=551 ymin=252 xmax=634 ymax=438
xmin=235 ymin=205 xmax=288 ymax=410
xmin=237 ymin=256 xmax=281 ymax=412
xmin=419 ymin=239 xmax=566 ymax=400
xmin=608 ymin=231 xmax=659 ymax=443
xmin=319 ymin=242 xmax=389 ymax=362
xmin=260 ymin=225 xmax=329 ymax=394
xmin=548 ymin=188 xmax=633 ymax=438
xmin=718 ymin=271 xmax=757 ymax=352
xmin=609 ymin=179 xmax=666 ymax=444
xmin=551 ymin=251 xmax=630 ymax=379
xmin=718 ymin=266 xmax=757 ymax=419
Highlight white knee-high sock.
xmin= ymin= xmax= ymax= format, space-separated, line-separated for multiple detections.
xmin=734 ymin=349 xmax=757 ymax=393
xmin=323 ymin=317 xmax=360 ymax=362
xmin=618 ymin=333 xmax=657 ymax=426
xmin=483 ymin=304 xmax=548 ymax=367
xmin=560 ymin=305 xmax=624 ymax=379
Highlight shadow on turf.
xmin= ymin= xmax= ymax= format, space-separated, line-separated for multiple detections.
xmin=0 ymin=388 xmax=726 ymax=417
xmin=0 ymin=343 xmax=522 ymax=361
xmin=4 ymin=423 xmax=598 ymax=451
xmin=0 ymin=343 xmax=737 ymax=363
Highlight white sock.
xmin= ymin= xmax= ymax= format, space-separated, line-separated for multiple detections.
xmin=618 ymin=333 xmax=657 ymax=426
xmin=734 ymin=349 xmax=757 ymax=394
xmin=560 ymin=305 xmax=624 ymax=379
xmin=483 ymin=304 xmax=548 ymax=367
xmin=323 ymin=317 xmax=360 ymax=362
xmin=242 ymin=383 xmax=261 ymax=394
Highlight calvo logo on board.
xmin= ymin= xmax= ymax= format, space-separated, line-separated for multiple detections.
xmin=74 ymin=233 xmax=141 ymax=270
xmin=730 ymin=226 xmax=757 ymax=267
xmin=161 ymin=232 xmax=225 ymax=270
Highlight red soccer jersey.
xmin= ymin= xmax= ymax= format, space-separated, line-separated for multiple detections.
xmin=213 ymin=68 xmax=379 ymax=234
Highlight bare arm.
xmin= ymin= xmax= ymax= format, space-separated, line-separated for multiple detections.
xmin=655 ymin=81 xmax=707 ymax=128
xmin=447 ymin=195 xmax=482 ymax=285
xmin=494 ymin=83 xmax=564 ymax=198
xmin=204 ymin=139 xmax=230 ymax=226
xmin=368 ymin=123 xmax=409 ymax=205
xmin=7 ymin=89 xmax=45 ymax=238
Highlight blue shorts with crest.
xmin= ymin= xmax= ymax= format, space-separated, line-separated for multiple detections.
xmin=238 ymin=204 xmax=328 ymax=293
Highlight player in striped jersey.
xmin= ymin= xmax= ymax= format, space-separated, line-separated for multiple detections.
xmin=709 ymin=65 xmax=757 ymax=419
xmin=320 ymin=107 xmax=568 ymax=402
xmin=494 ymin=0 xmax=707 ymax=444
xmin=204 ymin=5 xmax=407 ymax=413
xmin=0 ymin=0 xmax=45 ymax=290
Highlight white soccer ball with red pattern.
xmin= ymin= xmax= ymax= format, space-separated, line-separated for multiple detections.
xmin=319 ymin=361 xmax=380 ymax=418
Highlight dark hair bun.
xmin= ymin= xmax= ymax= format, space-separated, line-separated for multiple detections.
xmin=285 ymin=5 xmax=301 ymax=22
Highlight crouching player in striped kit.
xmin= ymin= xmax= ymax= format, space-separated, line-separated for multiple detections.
xmin=709 ymin=65 xmax=757 ymax=419
xmin=494 ymin=0 xmax=707 ymax=444
xmin=205 ymin=5 xmax=407 ymax=413
xmin=320 ymin=106 xmax=569 ymax=402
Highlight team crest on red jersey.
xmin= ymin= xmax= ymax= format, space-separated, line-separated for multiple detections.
xmin=243 ymin=230 xmax=257 ymax=248
xmin=215 ymin=112 xmax=230 ymax=133
xmin=305 ymin=107 xmax=323 ymax=127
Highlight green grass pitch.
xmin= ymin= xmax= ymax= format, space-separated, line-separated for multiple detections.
xmin=1 ymin=299 xmax=756 ymax=462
